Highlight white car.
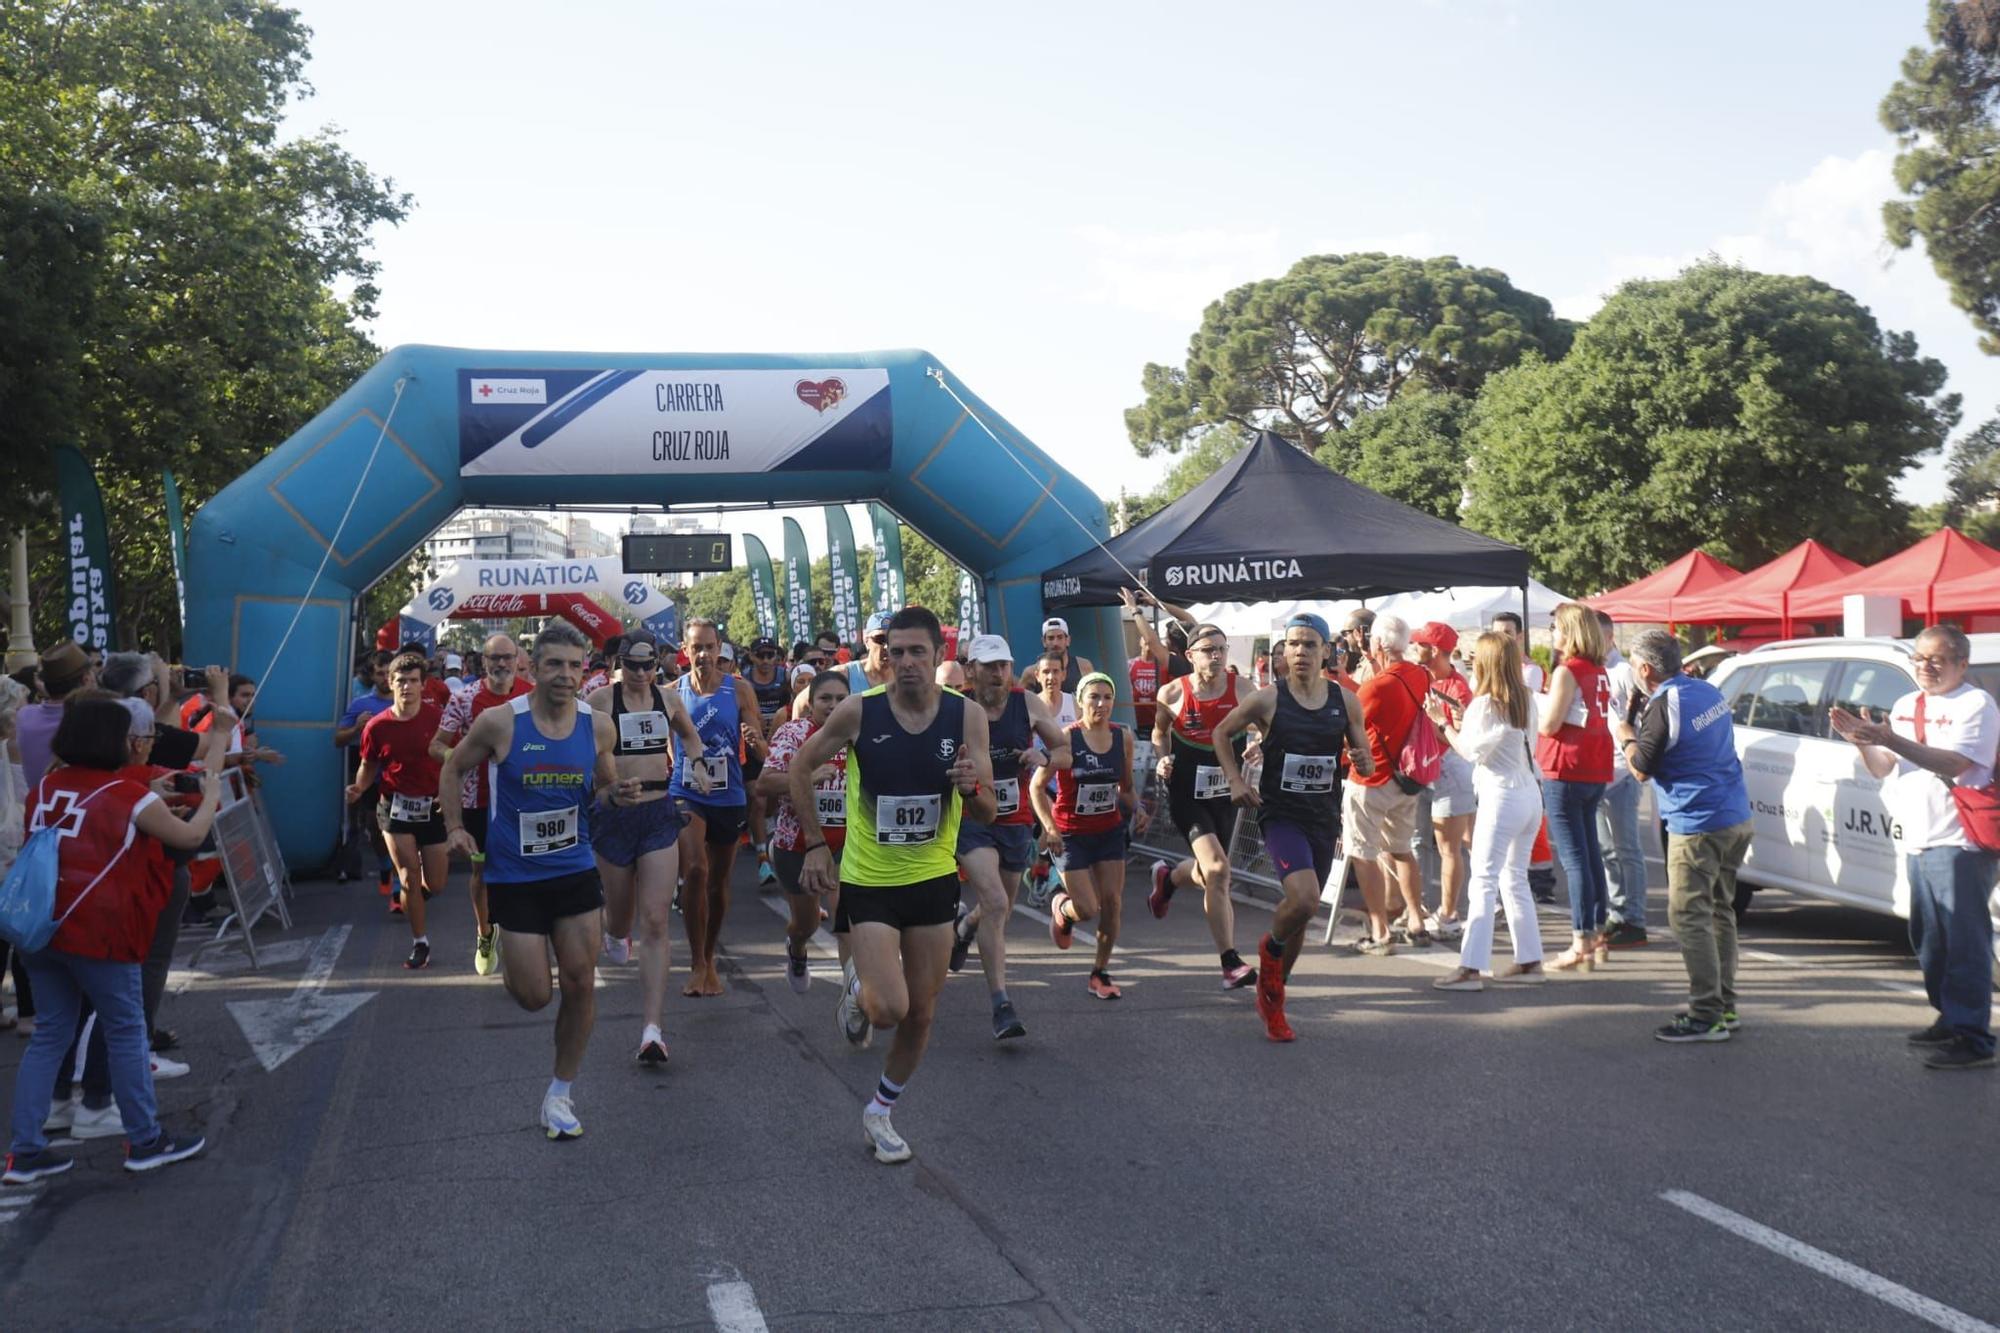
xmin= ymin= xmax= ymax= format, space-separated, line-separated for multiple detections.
xmin=1705 ymin=636 xmax=2000 ymax=954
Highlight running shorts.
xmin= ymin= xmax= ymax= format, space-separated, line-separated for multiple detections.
xmin=592 ymin=796 xmax=686 ymax=868
xmin=677 ymin=798 xmax=745 ymax=847
xmin=460 ymin=805 xmax=489 ymax=856
xmin=1260 ymin=819 xmax=1336 ymax=886
xmin=834 ymin=874 xmax=958 ymax=933
xmin=486 ymin=869 xmax=605 ymax=936
xmin=1058 ymin=826 xmax=1128 ymax=873
xmin=1168 ymin=790 xmax=1238 ymax=851
xmin=955 ymin=820 xmax=1036 ymax=874
xmin=378 ymin=798 xmax=446 ymax=846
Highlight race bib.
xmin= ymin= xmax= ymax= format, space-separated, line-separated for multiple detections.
xmin=994 ymin=776 xmax=1021 ymax=817
xmin=619 ymin=710 xmax=669 ymax=752
xmin=1075 ymin=781 xmax=1117 ymax=816
xmin=875 ymin=793 xmax=940 ymax=844
xmin=691 ymin=755 xmax=728 ymax=789
xmin=1193 ymin=764 xmax=1229 ymax=801
xmin=1279 ymin=753 xmax=1336 ymax=794
xmin=520 ymin=805 xmax=578 ymax=856
xmin=389 ymin=792 xmax=434 ymax=824
xmin=814 ymin=785 xmax=846 ymax=827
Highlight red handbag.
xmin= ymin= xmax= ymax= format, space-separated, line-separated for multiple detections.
xmin=1915 ymin=692 xmax=2000 ymax=852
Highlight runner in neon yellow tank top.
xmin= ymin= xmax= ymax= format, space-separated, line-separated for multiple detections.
xmin=791 ymin=607 xmax=996 ymax=1164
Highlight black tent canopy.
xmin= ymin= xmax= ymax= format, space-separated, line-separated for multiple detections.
xmin=1040 ymin=431 xmax=1529 ymax=610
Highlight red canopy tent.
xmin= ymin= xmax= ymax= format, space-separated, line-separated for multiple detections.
xmin=1670 ymin=540 xmax=1863 ymax=637
xmin=1587 ymin=550 xmax=1743 ymax=623
xmin=1922 ymin=562 xmax=2000 ymax=618
xmin=1784 ymin=528 xmax=2000 ymax=624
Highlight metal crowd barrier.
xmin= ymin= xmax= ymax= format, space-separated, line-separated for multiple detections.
xmin=205 ymin=768 xmax=294 ymax=967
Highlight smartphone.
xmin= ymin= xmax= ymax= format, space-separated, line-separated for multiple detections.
xmin=169 ymin=772 xmax=204 ymax=794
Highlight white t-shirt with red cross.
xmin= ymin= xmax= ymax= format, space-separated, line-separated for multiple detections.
xmin=1889 ymin=681 xmax=2000 ymax=851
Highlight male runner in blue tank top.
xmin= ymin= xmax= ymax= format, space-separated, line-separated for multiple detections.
xmin=1212 ymin=614 xmax=1372 ymax=1042
xmin=790 ymin=607 xmax=996 ymax=1164
xmin=672 ymin=618 xmax=768 ymax=997
xmin=440 ymin=625 xmax=641 ymax=1139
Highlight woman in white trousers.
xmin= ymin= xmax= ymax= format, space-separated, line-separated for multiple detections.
xmin=1426 ymin=631 xmax=1546 ymax=991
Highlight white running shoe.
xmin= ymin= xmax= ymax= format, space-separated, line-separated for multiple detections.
xmin=41 ymin=1094 xmax=77 ymax=1134
xmin=862 ymin=1106 xmax=911 ymax=1164
xmin=836 ymin=961 xmax=872 ymax=1048
xmin=69 ymin=1100 xmax=124 ymax=1140
xmin=150 ymin=1053 xmax=189 ymax=1081
xmin=1425 ymin=914 xmax=1464 ymax=941
xmin=603 ymin=936 xmax=631 ymax=965
xmin=540 ymin=1092 xmax=582 ymax=1141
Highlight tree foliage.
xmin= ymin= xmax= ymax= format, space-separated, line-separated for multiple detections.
xmin=1882 ymin=0 xmax=2000 ymax=353
xmin=1124 ymin=253 xmax=1572 ymax=457
xmin=1461 ymin=262 xmax=1958 ymax=593
xmin=1114 ymin=428 xmax=1249 ymax=531
xmin=1945 ymin=409 xmax=2000 ymax=521
xmin=685 ymin=545 xmax=879 ymax=647
xmin=1 ymin=0 xmax=408 ymax=650
xmin=1317 ymin=389 xmax=1473 ymax=522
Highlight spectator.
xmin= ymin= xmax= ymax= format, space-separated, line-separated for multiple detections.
xmin=0 ymin=676 xmax=31 ymax=1036
xmin=335 ymin=650 xmax=397 ymax=893
xmin=1345 ymin=614 xmax=1433 ymax=951
xmin=441 ymin=653 xmax=467 ymax=695
xmin=1490 ymin=612 xmax=1544 ymax=692
xmin=1619 ymin=630 xmax=1753 ymax=1045
xmin=1410 ymin=622 xmax=1474 ymax=939
xmin=1830 ymin=625 xmax=1999 ymax=1070
xmin=4 ymin=694 xmax=225 ymax=1183
xmin=1341 ymin=609 xmax=1377 ymax=684
xmin=16 ymin=641 xmax=96 ymax=789
xmin=1536 ymin=603 xmax=1614 ymax=972
xmin=1596 ymin=610 xmax=1649 ymax=949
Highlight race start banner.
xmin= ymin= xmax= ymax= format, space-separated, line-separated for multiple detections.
xmin=781 ymin=516 xmax=815 ymax=648
xmin=869 ymin=503 xmax=905 ymax=614
xmin=395 ymin=555 xmax=674 ymax=652
xmin=957 ymin=569 xmax=985 ymax=637
xmin=55 ymin=446 xmax=118 ymax=652
xmin=457 ymin=368 xmax=892 ymax=477
xmin=824 ymin=505 xmax=862 ymax=646
xmin=743 ymin=535 xmax=782 ymax=642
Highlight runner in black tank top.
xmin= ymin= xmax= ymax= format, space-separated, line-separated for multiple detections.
xmin=1213 ymin=614 xmax=1372 ymax=1043
xmin=743 ymin=637 xmax=788 ymax=891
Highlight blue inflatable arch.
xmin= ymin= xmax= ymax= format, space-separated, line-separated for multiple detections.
xmin=187 ymin=346 xmax=1121 ymax=866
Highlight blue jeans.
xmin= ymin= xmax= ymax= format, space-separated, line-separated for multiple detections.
xmin=1907 ymin=847 xmax=1998 ymax=1057
xmin=8 ymin=950 xmax=159 ymax=1156
xmin=1599 ymin=772 xmax=1646 ymax=929
xmin=1544 ymin=779 xmax=1610 ymax=932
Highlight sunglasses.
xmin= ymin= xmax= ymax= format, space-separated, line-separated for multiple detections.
xmin=624 ymin=659 xmax=659 ymax=670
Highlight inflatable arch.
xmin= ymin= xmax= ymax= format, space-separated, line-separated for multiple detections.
xmin=187 ymin=346 xmax=1119 ymax=865
xmin=397 ymin=556 xmax=679 ymax=650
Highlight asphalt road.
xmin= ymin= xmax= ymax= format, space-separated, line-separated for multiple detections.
xmin=3 ymin=851 xmax=1998 ymax=1332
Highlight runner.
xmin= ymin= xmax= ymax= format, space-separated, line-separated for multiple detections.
xmin=334 ymin=649 xmax=397 ymax=901
xmin=584 ymin=632 xmax=710 ymax=1064
xmin=757 ymin=671 xmax=851 ymax=993
xmin=1030 ymin=673 xmax=1146 ymax=1000
xmin=1146 ymin=623 xmax=1259 ymax=989
xmin=431 ymin=633 xmax=533 ymax=976
xmin=346 ymin=650 xmax=446 ymax=969
xmin=1022 ymin=650 xmax=1076 ymax=907
xmin=743 ymin=636 xmax=790 ymax=887
xmin=843 ymin=612 xmax=894 ymax=694
xmin=439 ymin=624 xmax=637 ymax=1140
xmin=1026 ymin=617 xmax=1092 ymax=694
xmin=949 ymin=635 xmax=1071 ymax=1038
xmin=671 ymin=618 xmax=766 ymax=997
xmin=1212 ymin=613 xmax=1373 ymax=1042
xmin=791 ymin=606 xmax=995 ymax=1163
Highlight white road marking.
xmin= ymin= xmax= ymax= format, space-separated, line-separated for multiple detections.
xmin=225 ymin=926 xmax=376 ymax=1072
xmin=0 ymin=1187 xmax=41 ymax=1223
xmin=1662 ymin=1190 xmax=1997 ymax=1333
xmin=1011 ymin=900 xmax=1096 ymax=945
xmin=1744 ymin=947 xmax=1928 ymax=998
xmin=705 ymin=1280 xmax=769 ymax=1333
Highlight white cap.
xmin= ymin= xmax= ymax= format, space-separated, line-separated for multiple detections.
xmin=1041 ymin=617 xmax=1069 ymax=635
xmin=965 ymin=634 xmax=1014 ymax=664
xmin=719 ymin=643 xmax=736 ymax=662
xmin=791 ymin=663 xmax=818 ymax=683
xmin=444 ymin=653 xmax=463 ymax=670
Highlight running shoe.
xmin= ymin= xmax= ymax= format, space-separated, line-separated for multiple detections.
xmin=124 ymin=1132 xmax=206 ymax=1173
xmin=861 ymin=1107 xmax=911 ymax=1164
xmin=1907 ymin=1021 xmax=1955 ymax=1047
xmin=377 ymin=872 xmax=393 ymax=897
xmin=1653 ymin=1015 xmax=1730 ymax=1044
xmin=787 ymin=948 xmax=811 ymax=995
xmin=4 ymin=1150 xmax=73 ymax=1184
xmin=41 ymin=1095 xmax=77 ymax=1135
xmin=404 ymin=941 xmax=431 ymax=971
xmin=1220 ymin=960 xmax=1257 ymax=990
xmin=1424 ymin=914 xmax=1463 ymax=941
xmin=389 ymin=893 xmax=404 ymax=917
xmin=837 ymin=962 xmax=872 ymax=1048
xmin=474 ymin=928 xmax=498 ymax=977
xmin=948 ymin=901 xmax=974 ymax=974
xmin=603 ymin=935 xmax=630 ymax=965
xmin=1925 ymin=1038 xmax=1998 ymax=1071
xmin=1254 ymin=937 xmax=1294 ymax=1042
xmin=1148 ymin=860 xmax=1173 ymax=919
xmin=1048 ymin=895 xmax=1074 ymax=950
xmin=992 ymin=1000 xmax=1026 ymax=1041
xmin=757 ymin=856 xmax=778 ymax=887
xmin=1086 ymin=970 xmax=1122 ymax=1000
xmin=636 ymin=1035 xmax=670 ymax=1066
xmin=69 ymin=1100 xmax=123 ymax=1140
xmin=1678 ymin=1009 xmax=1741 ymax=1033
xmin=150 ymin=1053 xmax=189 ymax=1080
xmin=540 ymin=1093 xmax=583 ymax=1140
xmin=1602 ymin=921 xmax=1650 ymax=949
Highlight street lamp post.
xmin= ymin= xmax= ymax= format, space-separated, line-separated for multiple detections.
xmin=5 ymin=529 xmax=35 ymax=670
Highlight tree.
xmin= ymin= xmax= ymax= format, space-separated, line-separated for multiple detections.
xmin=897 ymin=525 xmax=962 ymax=620
xmin=1318 ymin=389 xmax=1473 ymax=521
xmin=1116 ymin=428 xmax=1250 ymax=530
xmin=1945 ymin=410 xmax=2000 ymax=519
xmin=1124 ymin=253 xmax=1572 ymax=457
xmin=1882 ymin=0 xmax=2000 ymax=353
xmin=1462 ymin=261 xmax=1958 ymax=594
xmin=2 ymin=0 xmax=408 ymax=650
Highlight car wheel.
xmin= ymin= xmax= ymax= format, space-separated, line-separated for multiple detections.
xmin=1733 ymin=881 xmax=1755 ymax=924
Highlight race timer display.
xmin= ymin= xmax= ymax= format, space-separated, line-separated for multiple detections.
xmin=622 ymin=533 xmax=732 ymax=573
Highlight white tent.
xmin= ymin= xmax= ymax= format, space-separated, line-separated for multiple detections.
xmin=1371 ymin=580 xmax=1570 ymax=629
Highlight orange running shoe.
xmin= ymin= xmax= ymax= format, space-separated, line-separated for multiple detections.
xmin=1254 ymin=935 xmax=1294 ymax=1042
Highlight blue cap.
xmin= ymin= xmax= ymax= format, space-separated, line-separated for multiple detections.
xmin=865 ymin=611 xmax=893 ymax=634
xmin=1282 ymin=612 xmax=1330 ymax=641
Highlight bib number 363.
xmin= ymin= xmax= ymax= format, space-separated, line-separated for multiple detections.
xmin=520 ymin=805 xmax=578 ymax=856
xmin=876 ymin=794 xmax=940 ymax=844
xmin=1279 ymin=753 xmax=1335 ymax=794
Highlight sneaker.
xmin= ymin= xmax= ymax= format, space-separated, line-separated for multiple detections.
xmin=1221 ymin=960 xmax=1257 ymax=990
xmin=1087 ymin=970 xmax=1122 ymax=1000
xmin=389 ymin=894 xmax=404 ymax=917
xmin=1148 ymin=860 xmax=1173 ymax=919
xmin=603 ymin=935 xmax=630 ymax=965
xmin=540 ymin=1093 xmax=583 ymax=1141
xmin=404 ymin=941 xmax=431 ymax=971
xmin=124 ymin=1131 xmax=206 ymax=1173
xmin=1254 ymin=947 xmax=1294 ymax=1043
xmin=787 ymin=948 xmax=811 ymax=995
xmin=1924 ymin=1037 xmax=1998 ymax=1071
xmin=837 ymin=962 xmax=871 ymax=1048
xmin=150 ymin=1053 xmax=189 ymax=1081
xmin=150 ymin=1027 xmax=178 ymax=1052
xmin=41 ymin=1095 xmax=77 ymax=1134
xmin=757 ymin=856 xmax=778 ymax=887
xmin=992 ymin=1000 xmax=1026 ymax=1041
xmin=1654 ymin=1015 xmax=1730 ymax=1044
xmin=377 ymin=873 xmax=393 ymax=897
xmin=636 ymin=1036 xmax=670 ymax=1067
xmin=3 ymin=1150 xmax=73 ymax=1184
xmin=1354 ymin=934 xmax=1396 ymax=957
xmin=1602 ymin=921 xmax=1649 ymax=949
xmin=474 ymin=928 xmax=498 ymax=977
xmin=1907 ymin=1020 xmax=1956 ymax=1047
xmin=948 ymin=902 xmax=974 ymax=974
xmin=1678 ymin=1009 xmax=1741 ymax=1033
xmin=862 ymin=1106 xmax=912 ymax=1164
xmin=1049 ymin=895 xmax=1074 ymax=950
xmin=1424 ymin=914 xmax=1463 ymax=941
xmin=1025 ymin=868 xmax=1054 ymax=910
xmin=69 ymin=1101 xmax=124 ymax=1141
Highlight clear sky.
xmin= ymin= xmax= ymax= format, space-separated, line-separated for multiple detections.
xmin=284 ymin=0 xmax=1998 ymax=564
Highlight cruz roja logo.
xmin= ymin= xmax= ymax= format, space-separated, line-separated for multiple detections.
xmin=428 ymin=586 xmax=456 ymax=613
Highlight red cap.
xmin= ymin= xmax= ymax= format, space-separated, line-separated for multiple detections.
xmin=1411 ymin=621 xmax=1458 ymax=653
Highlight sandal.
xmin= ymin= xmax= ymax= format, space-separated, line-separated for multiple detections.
xmin=1432 ymin=968 xmax=1484 ymax=992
